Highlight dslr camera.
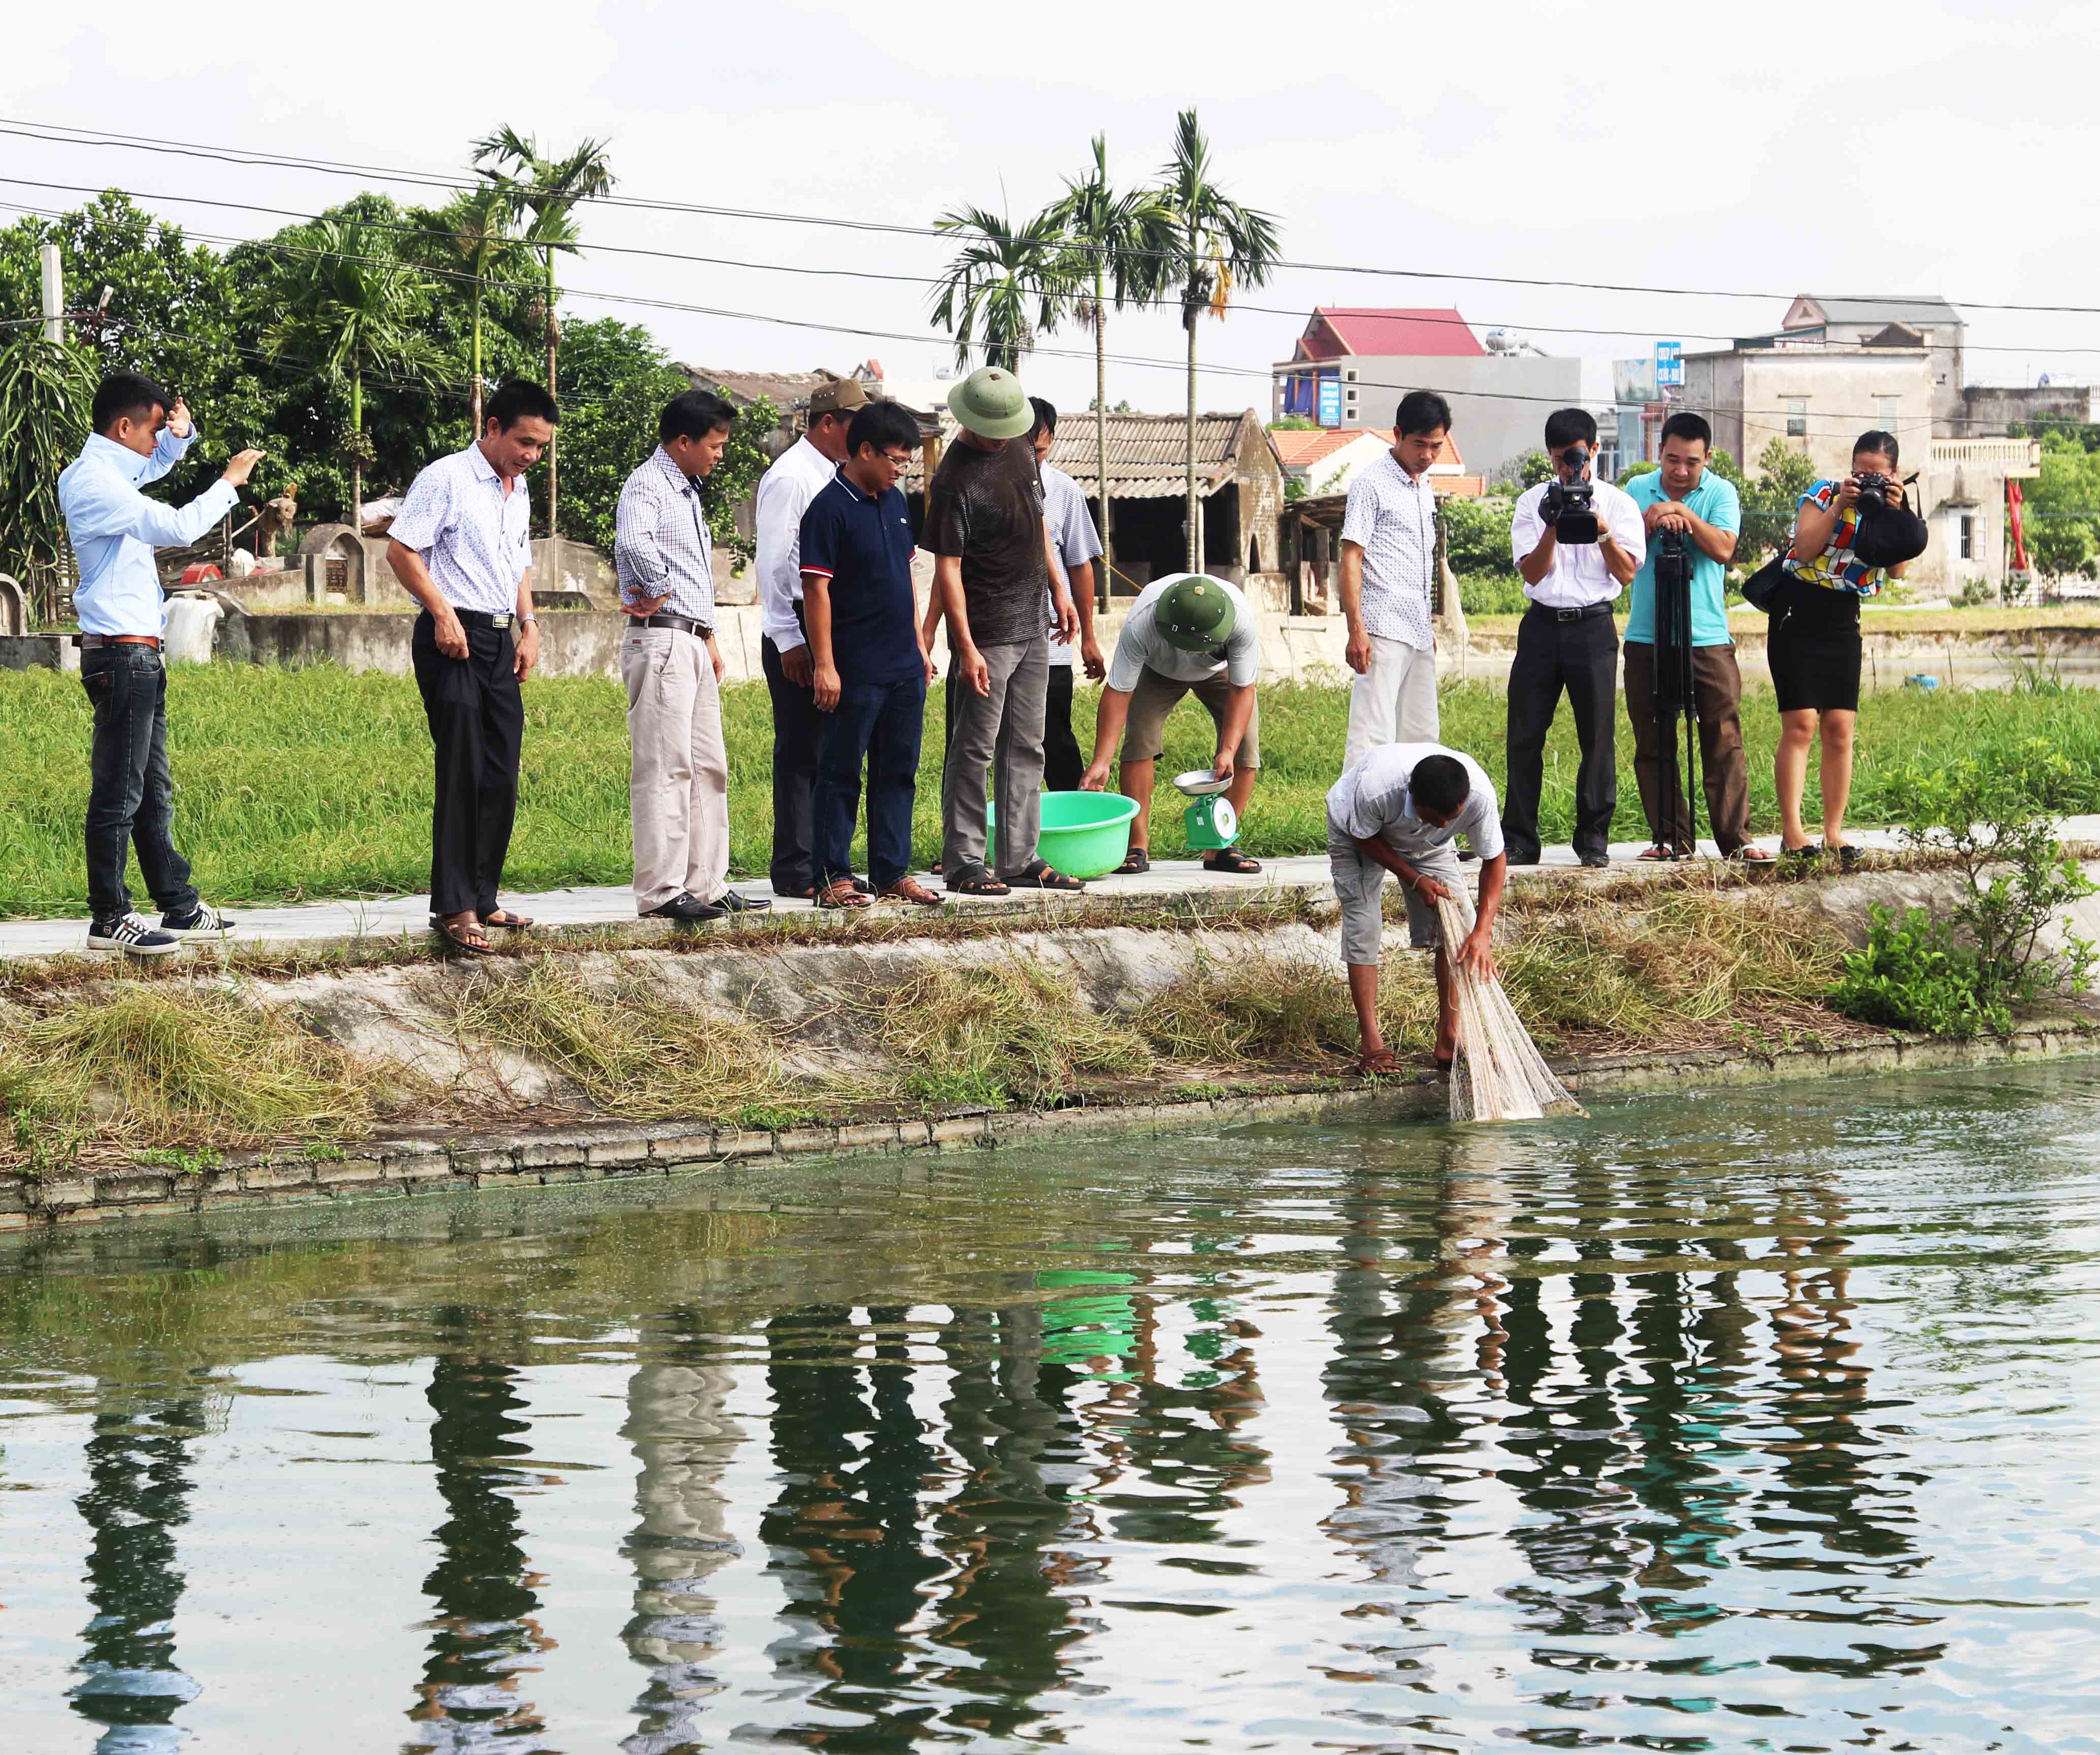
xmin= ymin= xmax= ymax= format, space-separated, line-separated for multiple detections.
xmin=1538 ymin=445 xmax=1599 ymax=543
xmin=1852 ymin=471 xmax=1898 ymax=508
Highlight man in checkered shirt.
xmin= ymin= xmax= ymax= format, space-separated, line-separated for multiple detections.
xmin=1337 ymin=390 xmax=1452 ymax=767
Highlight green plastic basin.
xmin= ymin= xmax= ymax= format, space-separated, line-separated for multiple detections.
xmin=985 ymin=791 xmax=1139 ymax=879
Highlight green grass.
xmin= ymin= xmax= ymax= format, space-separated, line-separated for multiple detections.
xmin=3 ymin=664 xmax=2099 ymax=915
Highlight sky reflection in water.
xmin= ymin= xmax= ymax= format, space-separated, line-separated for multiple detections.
xmin=2 ymin=1063 xmax=2097 ymax=1753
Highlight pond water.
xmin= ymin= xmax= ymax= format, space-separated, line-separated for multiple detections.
xmin=3 ymin=1065 xmax=2098 ymax=1754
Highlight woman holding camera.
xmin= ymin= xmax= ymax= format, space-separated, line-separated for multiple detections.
xmin=1769 ymin=429 xmax=1911 ymax=866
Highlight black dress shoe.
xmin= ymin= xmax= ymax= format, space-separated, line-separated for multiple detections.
xmin=644 ymin=893 xmax=726 ymax=924
xmin=715 ymin=891 xmax=772 ymax=914
xmin=1579 ymin=853 xmax=1610 ymax=869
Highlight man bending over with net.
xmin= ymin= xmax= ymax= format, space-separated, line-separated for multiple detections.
xmin=1327 ymin=743 xmax=1508 ymax=1075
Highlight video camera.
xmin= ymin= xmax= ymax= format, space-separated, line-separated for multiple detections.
xmin=1538 ymin=445 xmax=1599 ymax=543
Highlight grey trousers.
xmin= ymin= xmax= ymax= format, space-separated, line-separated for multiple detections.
xmin=942 ymin=635 xmax=1048 ymax=878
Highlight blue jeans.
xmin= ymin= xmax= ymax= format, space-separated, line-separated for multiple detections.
xmin=81 ymin=645 xmax=200 ymax=925
xmin=814 ymin=674 xmax=926 ymax=890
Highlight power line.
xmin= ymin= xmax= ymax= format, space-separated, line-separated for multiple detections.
xmin=10 ymin=115 xmax=2100 ymax=317
xmin=0 ymin=194 xmax=2077 ymax=433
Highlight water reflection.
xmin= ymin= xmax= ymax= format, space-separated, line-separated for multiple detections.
xmin=70 ymin=1396 xmax=206 ymax=1752
xmin=405 ymin=1313 xmax=553 ymax=1751
xmin=619 ymin=1316 xmax=742 ymax=1755
xmin=1 ymin=1067 xmax=2095 ymax=1750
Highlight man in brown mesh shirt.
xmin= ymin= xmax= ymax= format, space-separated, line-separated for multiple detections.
xmin=923 ymin=367 xmax=1078 ymax=894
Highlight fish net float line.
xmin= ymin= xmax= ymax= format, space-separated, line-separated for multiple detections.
xmin=1433 ymin=892 xmax=1585 ymax=1125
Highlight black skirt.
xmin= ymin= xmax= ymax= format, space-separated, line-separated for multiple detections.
xmin=1767 ymin=580 xmax=1863 ymax=713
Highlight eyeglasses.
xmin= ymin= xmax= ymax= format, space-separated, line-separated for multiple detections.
xmin=879 ymin=450 xmax=914 ymax=469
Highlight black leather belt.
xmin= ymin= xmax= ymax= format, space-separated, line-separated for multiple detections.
xmin=1528 ymin=601 xmax=1615 ymax=624
xmin=637 ymin=612 xmax=711 ymax=637
xmin=454 ymin=609 xmax=514 ymax=629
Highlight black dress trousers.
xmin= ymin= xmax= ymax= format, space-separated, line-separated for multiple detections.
xmin=762 ymin=626 xmax=823 ymax=895
xmin=1500 ymin=603 xmax=1620 ymax=864
xmin=412 ymin=609 xmax=524 ymax=918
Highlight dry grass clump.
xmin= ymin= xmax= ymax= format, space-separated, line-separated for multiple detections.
xmin=0 ymin=985 xmax=377 ymax=1171
xmin=445 ymin=956 xmax=795 ymax=1119
xmin=1497 ymin=888 xmax=1851 ymax=1048
xmin=848 ymin=959 xmax=1153 ymax=1110
xmin=1134 ymin=947 xmax=1438 ymax=1065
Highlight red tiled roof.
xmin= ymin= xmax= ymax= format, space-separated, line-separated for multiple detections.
xmin=1296 ymin=307 xmax=1485 ymax=361
xmin=1270 ymin=428 xmax=1468 ymax=471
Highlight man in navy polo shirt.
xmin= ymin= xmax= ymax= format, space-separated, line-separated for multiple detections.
xmin=800 ymin=401 xmax=943 ymax=909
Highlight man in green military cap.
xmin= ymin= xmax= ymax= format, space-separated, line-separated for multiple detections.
xmin=924 ymin=365 xmax=1080 ymax=895
xmin=1079 ymin=571 xmax=1263 ymax=875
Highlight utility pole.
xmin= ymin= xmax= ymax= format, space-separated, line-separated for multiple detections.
xmin=39 ymin=244 xmax=63 ymax=344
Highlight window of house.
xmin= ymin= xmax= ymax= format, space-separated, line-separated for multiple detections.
xmin=1960 ymin=513 xmax=1975 ymax=560
xmin=1786 ymin=399 xmax=1807 ymax=438
xmin=1877 ymin=396 xmax=1899 ymax=429
xmin=1344 ymin=369 xmax=1357 ymax=382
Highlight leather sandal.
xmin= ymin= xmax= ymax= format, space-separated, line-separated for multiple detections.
xmin=1006 ymin=860 xmax=1085 ymax=892
xmin=946 ymin=865 xmax=1010 ymax=896
xmin=438 ymin=917 xmax=495 ymax=955
xmin=1202 ymin=848 xmax=1262 ymax=875
xmin=482 ymin=908 xmax=535 ymax=929
xmin=816 ymin=878 xmax=871 ymax=909
xmin=878 ymin=876 xmax=945 ymax=907
xmin=1113 ymin=848 xmax=1152 ymax=876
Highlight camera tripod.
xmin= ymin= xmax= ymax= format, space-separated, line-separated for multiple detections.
xmin=1651 ymin=530 xmax=1702 ymax=858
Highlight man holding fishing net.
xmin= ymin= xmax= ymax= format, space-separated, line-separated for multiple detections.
xmin=1328 ymin=743 xmax=1507 ymax=1076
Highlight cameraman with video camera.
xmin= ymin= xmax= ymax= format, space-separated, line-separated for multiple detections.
xmin=1502 ymin=408 xmax=1644 ymax=867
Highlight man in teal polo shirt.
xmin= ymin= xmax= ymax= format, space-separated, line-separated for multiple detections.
xmin=1621 ymin=411 xmax=1768 ymax=861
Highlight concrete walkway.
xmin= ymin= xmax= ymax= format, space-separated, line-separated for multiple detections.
xmin=9 ymin=817 xmax=2097 ymax=961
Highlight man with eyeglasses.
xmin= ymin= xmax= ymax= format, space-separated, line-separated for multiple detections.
xmin=799 ymin=400 xmax=942 ymax=909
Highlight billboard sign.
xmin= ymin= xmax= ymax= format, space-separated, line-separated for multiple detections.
xmin=1656 ymin=340 xmax=1684 ymax=387
xmin=1317 ymin=376 xmax=1343 ymax=428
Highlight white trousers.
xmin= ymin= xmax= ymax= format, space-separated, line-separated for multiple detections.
xmin=1344 ymin=636 xmax=1439 ymax=769
xmin=624 ymin=627 xmax=730 ymax=913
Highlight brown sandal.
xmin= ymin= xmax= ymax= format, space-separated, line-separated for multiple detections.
xmin=438 ymin=917 xmax=495 ymax=955
xmin=816 ymin=878 xmax=871 ymax=909
xmin=482 ymin=908 xmax=535 ymax=929
xmin=878 ymin=876 xmax=945 ymax=907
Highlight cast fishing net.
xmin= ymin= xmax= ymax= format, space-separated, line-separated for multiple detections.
xmin=1434 ymin=893 xmax=1584 ymax=1124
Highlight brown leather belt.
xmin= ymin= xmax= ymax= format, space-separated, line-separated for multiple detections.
xmin=78 ymin=634 xmax=163 ymax=649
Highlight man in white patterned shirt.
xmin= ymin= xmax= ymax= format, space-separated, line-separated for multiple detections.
xmin=1338 ymin=390 xmax=1451 ymax=766
xmin=616 ymin=389 xmax=770 ymax=925
xmin=754 ymin=378 xmax=867 ymax=898
xmin=386 ymin=380 xmax=554 ymax=955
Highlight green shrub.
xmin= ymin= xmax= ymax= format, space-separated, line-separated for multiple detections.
xmin=1831 ymin=906 xmax=1994 ymax=1038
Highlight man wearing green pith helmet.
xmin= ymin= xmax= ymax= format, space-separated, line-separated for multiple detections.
xmin=1079 ymin=571 xmax=1262 ymax=875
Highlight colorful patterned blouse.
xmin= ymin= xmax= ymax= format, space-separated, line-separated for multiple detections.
xmin=1782 ymin=480 xmax=1888 ymax=598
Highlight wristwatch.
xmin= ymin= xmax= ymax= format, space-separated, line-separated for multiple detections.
xmin=519 ymin=612 xmax=538 ymax=626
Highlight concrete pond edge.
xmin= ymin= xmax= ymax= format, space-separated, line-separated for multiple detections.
xmin=6 ymin=1016 xmax=2094 ymax=1233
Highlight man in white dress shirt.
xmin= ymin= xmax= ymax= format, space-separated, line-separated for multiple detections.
xmin=386 ymin=379 xmax=554 ymax=954
xmin=1502 ymin=408 xmax=1645 ymax=867
xmin=616 ymin=389 xmax=770 ymax=925
xmin=1338 ymin=389 xmax=1451 ymax=765
xmin=753 ymin=377 xmax=867 ymax=898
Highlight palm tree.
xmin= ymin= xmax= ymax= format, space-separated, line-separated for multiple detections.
xmin=265 ymin=219 xmax=436 ymax=541
xmin=929 ymin=203 xmax=1072 ymax=374
xmin=440 ymin=183 xmax=523 ymax=439
xmin=1149 ymin=110 xmax=1282 ymax=571
xmin=1043 ymin=136 xmax=1172 ymax=608
xmin=472 ymin=127 xmax=616 ymax=537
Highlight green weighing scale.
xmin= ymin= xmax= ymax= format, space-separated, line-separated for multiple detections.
xmin=1171 ymin=768 xmax=1239 ymax=852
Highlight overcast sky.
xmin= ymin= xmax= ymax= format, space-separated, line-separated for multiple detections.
xmin=6 ymin=0 xmax=2093 ymax=429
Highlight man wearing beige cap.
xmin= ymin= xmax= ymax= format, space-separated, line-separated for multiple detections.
xmin=755 ymin=376 xmax=868 ymax=897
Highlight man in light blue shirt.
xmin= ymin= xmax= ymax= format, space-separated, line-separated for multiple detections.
xmin=1620 ymin=411 xmax=1767 ymax=862
xmin=58 ymin=372 xmax=264 ymax=955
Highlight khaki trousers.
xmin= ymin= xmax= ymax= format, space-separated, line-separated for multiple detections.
xmin=1621 ymin=640 xmax=1752 ymax=855
xmin=623 ymin=626 xmax=730 ymax=913
xmin=1344 ymin=635 xmax=1439 ymax=768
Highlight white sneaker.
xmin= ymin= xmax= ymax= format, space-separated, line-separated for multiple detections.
xmin=161 ymin=902 xmax=235 ymax=936
xmin=88 ymin=913 xmax=185 ymax=957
